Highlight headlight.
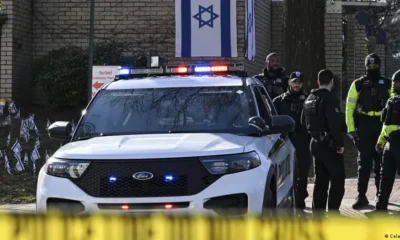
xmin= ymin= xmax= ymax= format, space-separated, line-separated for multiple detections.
xmin=200 ymin=151 xmax=261 ymax=175
xmin=43 ymin=158 xmax=91 ymax=178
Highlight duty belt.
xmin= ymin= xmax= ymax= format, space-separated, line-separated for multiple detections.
xmin=357 ymin=110 xmax=382 ymax=116
xmin=309 ymin=131 xmax=337 ymax=149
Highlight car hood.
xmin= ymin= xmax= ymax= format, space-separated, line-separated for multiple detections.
xmin=53 ymin=133 xmax=255 ymax=160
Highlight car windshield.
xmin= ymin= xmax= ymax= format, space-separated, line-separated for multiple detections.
xmin=73 ymin=85 xmax=258 ymax=140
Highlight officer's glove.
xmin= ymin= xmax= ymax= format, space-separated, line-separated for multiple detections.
xmin=336 ymin=147 xmax=344 ymax=154
xmin=349 ymin=131 xmax=359 ymax=140
xmin=375 ymin=144 xmax=383 ymax=153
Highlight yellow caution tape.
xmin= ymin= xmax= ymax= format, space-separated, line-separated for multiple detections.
xmin=0 ymin=213 xmax=399 ymax=240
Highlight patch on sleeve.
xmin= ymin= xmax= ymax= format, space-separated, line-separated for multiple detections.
xmin=335 ymin=108 xmax=340 ymax=113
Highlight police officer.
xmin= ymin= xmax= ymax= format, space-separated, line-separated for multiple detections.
xmin=253 ymin=53 xmax=289 ymax=100
xmin=345 ymin=53 xmax=392 ymax=209
xmin=367 ymin=69 xmax=400 ymax=215
xmin=273 ymin=71 xmax=311 ymax=210
xmin=301 ymin=69 xmax=345 ymax=215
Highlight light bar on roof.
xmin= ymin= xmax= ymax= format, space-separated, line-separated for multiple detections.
xmin=131 ymin=68 xmax=164 ymax=74
xmin=194 ymin=65 xmax=229 ymax=73
xmin=115 ymin=64 xmax=245 ymax=78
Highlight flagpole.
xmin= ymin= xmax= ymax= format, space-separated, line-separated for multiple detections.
xmin=87 ymin=0 xmax=95 ymax=103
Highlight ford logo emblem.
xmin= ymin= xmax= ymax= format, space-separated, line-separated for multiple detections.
xmin=132 ymin=172 xmax=154 ymax=180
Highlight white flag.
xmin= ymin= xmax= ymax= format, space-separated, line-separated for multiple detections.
xmin=175 ymin=0 xmax=237 ymax=57
xmin=13 ymin=150 xmax=25 ymax=172
xmin=8 ymin=100 xmax=17 ymax=114
xmin=1 ymin=115 xmax=11 ymax=126
xmin=6 ymin=132 xmax=10 ymax=146
xmin=14 ymin=108 xmax=20 ymax=119
xmin=245 ymin=0 xmax=255 ymax=60
xmin=20 ymin=118 xmax=30 ymax=142
xmin=11 ymin=139 xmax=23 ymax=153
xmin=15 ymin=160 xmax=24 ymax=172
xmin=31 ymin=147 xmax=40 ymax=161
xmin=23 ymin=153 xmax=29 ymax=165
xmin=35 ymin=137 xmax=41 ymax=149
xmin=4 ymin=154 xmax=12 ymax=175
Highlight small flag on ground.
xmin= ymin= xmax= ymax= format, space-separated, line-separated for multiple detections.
xmin=4 ymin=153 xmax=12 ymax=175
xmin=8 ymin=100 xmax=17 ymax=114
xmin=1 ymin=115 xmax=11 ymax=126
xmin=14 ymin=108 xmax=20 ymax=119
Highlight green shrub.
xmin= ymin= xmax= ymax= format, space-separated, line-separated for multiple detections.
xmin=33 ymin=40 xmax=150 ymax=109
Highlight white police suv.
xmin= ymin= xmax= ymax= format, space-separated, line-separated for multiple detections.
xmin=36 ymin=64 xmax=297 ymax=217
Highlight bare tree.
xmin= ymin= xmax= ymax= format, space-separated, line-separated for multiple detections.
xmin=283 ymin=0 xmax=327 ymax=92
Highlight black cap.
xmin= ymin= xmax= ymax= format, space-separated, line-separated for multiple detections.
xmin=365 ymin=53 xmax=381 ymax=69
xmin=289 ymin=71 xmax=304 ymax=81
xmin=393 ymin=69 xmax=400 ymax=82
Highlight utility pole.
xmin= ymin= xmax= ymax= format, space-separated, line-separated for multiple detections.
xmin=87 ymin=0 xmax=95 ymax=103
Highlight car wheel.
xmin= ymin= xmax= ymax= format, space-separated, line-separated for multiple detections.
xmin=262 ymin=185 xmax=276 ymax=218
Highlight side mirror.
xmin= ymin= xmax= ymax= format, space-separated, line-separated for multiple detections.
xmin=48 ymin=121 xmax=72 ymax=142
xmin=248 ymin=116 xmax=270 ymax=133
xmin=267 ymin=115 xmax=296 ymax=134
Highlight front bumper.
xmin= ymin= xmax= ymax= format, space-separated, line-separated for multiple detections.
xmin=36 ymin=163 xmax=269 ymax=216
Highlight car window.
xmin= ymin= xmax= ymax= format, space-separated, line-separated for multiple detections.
xmin=73 ymin=86 xmax=259 ymax=140
xmin=253 ymin=87 xmax=272 ymax=126
xmin=257 ymin=86 xmax=277 ymax=115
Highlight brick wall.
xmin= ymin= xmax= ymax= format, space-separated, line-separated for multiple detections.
xmin=344 ymin=13 xmax=355 ymax=94
xmin=325 ymin=12 xmax=343 ymax=100
xmin=0 ymin=0 xmax=13 ymax=100
xmin=271 ymin=1 xmax=284 ymax=66
xmin=0 ymin=0 xmax=33 ymax=104
xmin=29 ymin=0 xmax=271 ymax=104
xmin=12 ymin=0 xmax=33 ymax=105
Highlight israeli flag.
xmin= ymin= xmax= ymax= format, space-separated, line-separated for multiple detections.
xmin=245 ymin=0 xmax=255 ymax=60
xmin=175 ymin=0 xmax=237 ymax=57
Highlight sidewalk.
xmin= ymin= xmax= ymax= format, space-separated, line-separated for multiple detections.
xmin=305 ymin=178 xmax=400 ymax=217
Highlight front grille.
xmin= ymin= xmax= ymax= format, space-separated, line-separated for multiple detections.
xmin=70 ymin=158 xmax=221 ymax=198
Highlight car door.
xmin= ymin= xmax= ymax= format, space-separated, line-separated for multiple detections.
xmin=253 ymin=86 xmax=293 ymax=206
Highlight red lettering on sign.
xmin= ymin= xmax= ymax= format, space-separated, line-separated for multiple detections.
xmin=99 ymin=71 xmax=113 ymax=75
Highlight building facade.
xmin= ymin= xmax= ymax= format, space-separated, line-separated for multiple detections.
xmin=0 ymin=0 xmax=399 ymax=105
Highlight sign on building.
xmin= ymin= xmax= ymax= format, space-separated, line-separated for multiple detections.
xmin=92 ymin=66 xmax=120 ymax=98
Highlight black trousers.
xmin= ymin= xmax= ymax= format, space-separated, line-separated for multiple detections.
xmin=310 ymin=138 xmax=345 ymax=212
xmin=290 ymin=133 xmax=312 ymax=208
xmin=376 ymin=141 xmax=400 ymax=210
xmin=354 ymin=115 xmax=382 ymax=196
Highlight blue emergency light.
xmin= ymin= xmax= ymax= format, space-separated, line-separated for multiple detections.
xmin=119 ymin=69 xmax=130 ymax=75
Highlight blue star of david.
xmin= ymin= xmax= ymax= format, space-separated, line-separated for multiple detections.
xmin=193 ymin=5 xmax=219 ymax=28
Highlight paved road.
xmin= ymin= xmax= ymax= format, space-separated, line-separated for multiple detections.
xmin=1 ymin=178 xmax=399 ymax=217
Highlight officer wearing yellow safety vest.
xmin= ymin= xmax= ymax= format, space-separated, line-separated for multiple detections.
xmin=345 ymin=53 xmax=392 ymax=209
xmin=367 ymin=69 xmax=400 ymax=215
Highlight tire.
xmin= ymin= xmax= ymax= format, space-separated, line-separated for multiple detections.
xmin=262 ymin=184 xmax=276 ymax=218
